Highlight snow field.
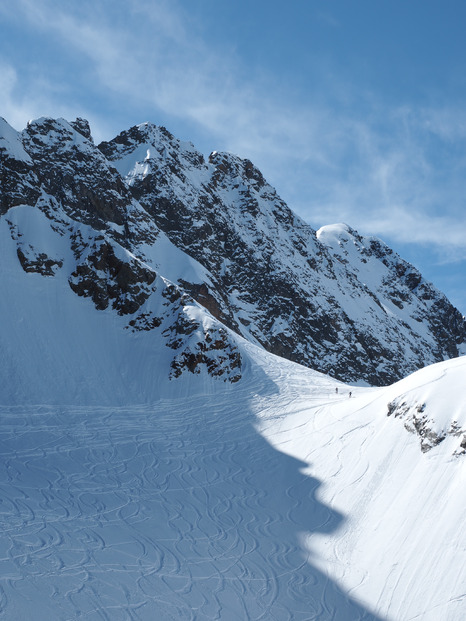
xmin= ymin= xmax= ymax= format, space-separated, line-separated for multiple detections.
xmin=252 ymin=348 xmax=466 ymax=620
xmin=0 ymin=381 xmax=381 ymax=620
xmin=1 ymin=327 xmax=464 ymax=618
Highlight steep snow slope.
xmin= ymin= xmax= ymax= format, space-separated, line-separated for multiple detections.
xmin=255 ymin=352 xmax=466 ymax=621
xmin=0 ymin=203 xmax=241 ymax=406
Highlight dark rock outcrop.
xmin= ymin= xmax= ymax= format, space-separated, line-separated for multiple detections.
xmin=387 ymin=398 xmax=466 ymax=453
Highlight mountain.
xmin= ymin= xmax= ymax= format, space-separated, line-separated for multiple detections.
xmin=1 ymin=116 xmax=244 ymax=403
xmin=99 ymin=122 xmax=466 ymax=385
xmin=1 ymin=115 xmax=464 ymax=390
xmin=1 ymin=115 xmax=465 ymax=619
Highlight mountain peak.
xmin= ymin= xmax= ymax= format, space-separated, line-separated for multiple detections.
xmin=99 ymin=122 xmax=206 ymax=180
xmin=2 ymin=115 xmax=465 ymax=386
xmin=70 ymin=117 xmax=93 ymax=141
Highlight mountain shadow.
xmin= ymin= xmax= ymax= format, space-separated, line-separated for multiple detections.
xmin=0 ymin=369 xmax=385 ymax=620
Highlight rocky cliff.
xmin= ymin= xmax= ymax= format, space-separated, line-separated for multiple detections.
xmin=1 ymin=115 xmax=465 ymax=386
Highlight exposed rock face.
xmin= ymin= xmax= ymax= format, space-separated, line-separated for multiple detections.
xmin=387 ymin=398 xmax=466 ymax=454
xmin=163 ymin=298 xmax=242 ymax=383
xmin=70 ymin=117 xmax=93 ymax=141
xmin=0 ymin=117 xmax=40 ymax=215
xmin=1 ymin=116 xmax=465 ymax=386
xmin=21 ymin=117 xmax=133 ymax=230
xmin=100 ymin=122 xmax=466 ymax=385
xmin=0 ymin=118 xmax=242 ymax=383
xmin=16 ymin=247 xmax=63 ymax=276
xmin=69 ymin=238 xmax=156 ymax=315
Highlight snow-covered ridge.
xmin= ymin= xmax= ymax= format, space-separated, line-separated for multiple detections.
xmin=0 ymin=116 xmax=32 ymax=163
xmin=384 ymin=355 xmax=466 ymax=453
xmin=100 ymin=120 xmax=466 ymax=385
xmin=1 ymin=115 xmax=465 ymax=387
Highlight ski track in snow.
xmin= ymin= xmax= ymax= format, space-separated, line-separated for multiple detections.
xmin=0 ymin=374 xmax=383 ymax=620
xmin=251 ymin=357 xmax=466 ymax=621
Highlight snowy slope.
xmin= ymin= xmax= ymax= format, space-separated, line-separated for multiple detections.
xmin=255 ymin=351 xmax=466 ymax=621
xmin=0 ymin=202 xmax=241 ymax=405
xmin=1 ymin=115 xmax=465 ymax=619
xmin=0 ymin=321 xmax=464 ymax=619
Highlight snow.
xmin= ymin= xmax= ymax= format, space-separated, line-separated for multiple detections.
xmin=0 ymin=117 xmax=33 ymax=163
xmin=254 ymin=350 xmax=466 ymax=620
xmin=111 ymin=142 xmax=156 ymax=179
xmin=137 ymin=226 xmax=213 ymax=287
xmin=382 ymin=355 xmax=466 ymax=432
xmin=316 ymin=222 xmax=354 ymax=247
xmin=0 ymin=231 xmax=465 ymax=619
xmin=0 ymin=206 xmax=196 ymax=405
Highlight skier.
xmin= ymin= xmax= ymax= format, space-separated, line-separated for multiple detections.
xmin=349 ymin=391 xmax=352 ymax=398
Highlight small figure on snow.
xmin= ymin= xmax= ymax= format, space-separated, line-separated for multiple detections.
xmin=335 ymin=387 xmax=338 ymax=394
xmin=349 ymin=391 xmax=352 ymax=398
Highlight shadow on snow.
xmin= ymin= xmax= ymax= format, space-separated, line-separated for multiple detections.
xmin=0 ymin=369 xmax=384 ymax=620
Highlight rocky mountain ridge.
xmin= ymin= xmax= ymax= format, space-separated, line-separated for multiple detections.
xmin=1 ymin=115 xmax=465 ymax=386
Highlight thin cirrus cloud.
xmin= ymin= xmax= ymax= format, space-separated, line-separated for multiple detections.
xmin=0 ymin=59 xmax=86 ymax=132
xmin=0 ymin=0 xmax=348 ymax=165
xmin=1 ymin=0 xmax=466 ymax=265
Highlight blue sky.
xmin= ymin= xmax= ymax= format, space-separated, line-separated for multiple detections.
xmin=1 ymin=0 xmax=465 ymax=313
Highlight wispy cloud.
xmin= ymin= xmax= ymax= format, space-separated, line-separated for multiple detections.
xmin=1 ymin=0 xmax=466 ymax=265
xmin=0 ymin=0 xmax=343 ymax=160
xmin=0 ymin=59 xmax=74 ymax=130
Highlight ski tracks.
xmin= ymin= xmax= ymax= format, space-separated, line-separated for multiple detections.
xmin=0 ymin=397 xmax=382 ymax=620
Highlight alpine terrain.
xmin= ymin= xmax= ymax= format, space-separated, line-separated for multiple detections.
xmin=0 ymin=115 xmax=465 ymax=620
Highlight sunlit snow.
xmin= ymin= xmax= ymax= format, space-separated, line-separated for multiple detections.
xmin=1 ymin=116 xmax=465 ymax=620
xmin=1 ymin=261 xmax=465 ymax=619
